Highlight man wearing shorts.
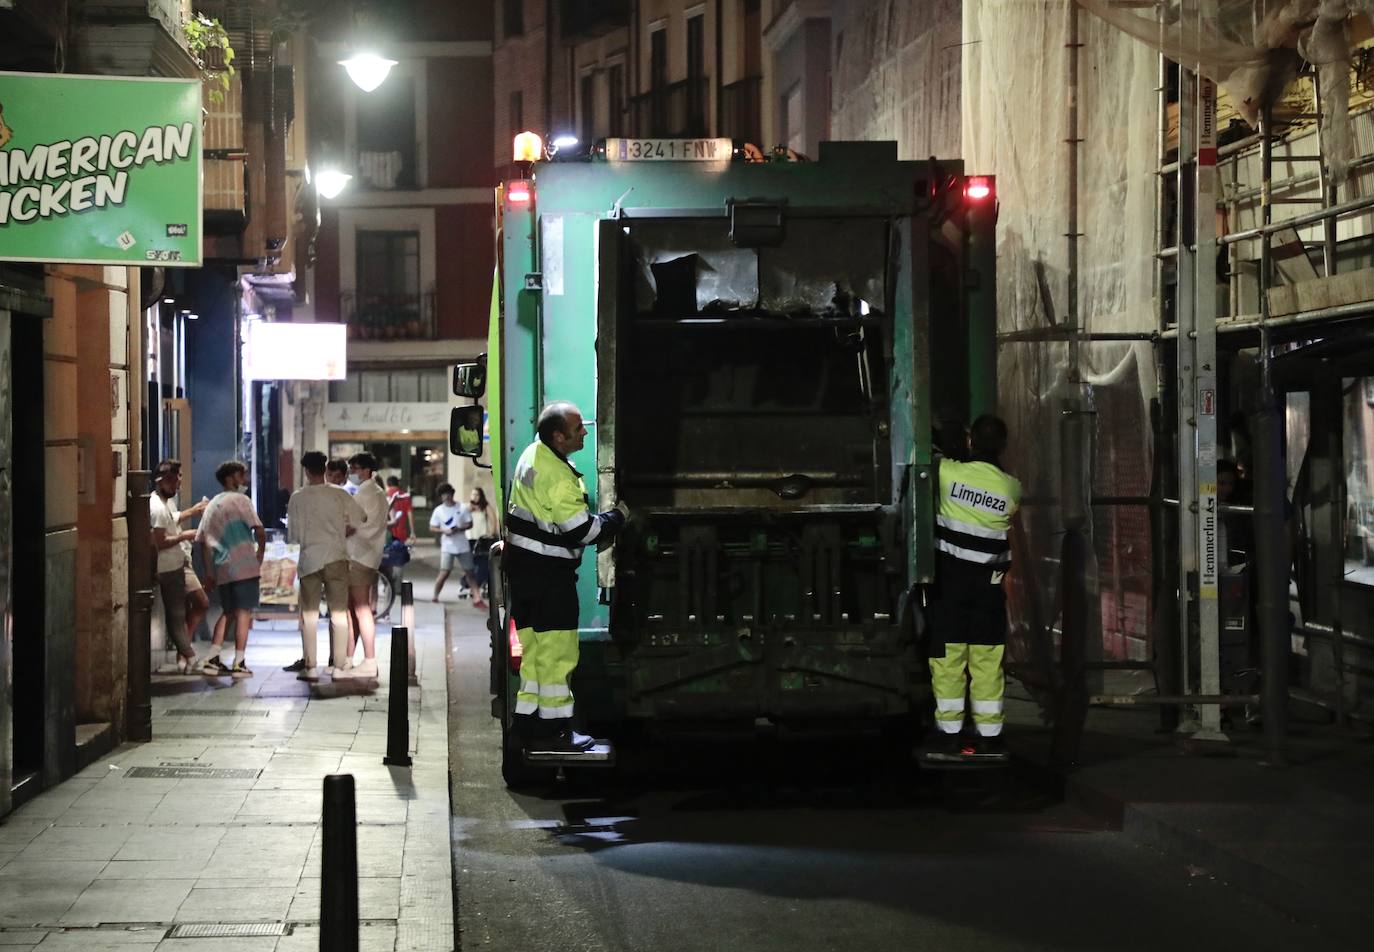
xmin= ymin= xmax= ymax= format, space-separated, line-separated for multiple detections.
xmin=196 ymin=460 xmax=267 ymax=678
xmin=287 ymin=451 xmax=366 ymax=681
xmin=341 ymin=452 xmax=389 ymax=678
xmin=149 ymin=459 xmax=208 ymax=674
xmin=429 ymin=483 xmax=474 ymax=602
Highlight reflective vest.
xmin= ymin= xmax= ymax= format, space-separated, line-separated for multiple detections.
xmin=936 ymin=459 xmax=1022 ymax=569
xmin=505 ymin=440 xmax=609 ymax=561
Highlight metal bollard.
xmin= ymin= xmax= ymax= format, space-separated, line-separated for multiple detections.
xmin=320 ymin=774 xmax=359 ymax=952
xmin=401 ymin=582 xmax=418 ymax=685
xmin=383 ymin=626 xmax=413 ymax=767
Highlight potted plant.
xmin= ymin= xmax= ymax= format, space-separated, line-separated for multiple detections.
xmin=184 ymin=14 xmax=236 ymax=104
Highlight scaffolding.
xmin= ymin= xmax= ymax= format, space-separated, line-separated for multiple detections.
xmin=978 ymin=0 xmax=1374 ymax=765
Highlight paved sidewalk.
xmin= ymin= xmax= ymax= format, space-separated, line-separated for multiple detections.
xmin=1007 ymin=700 xmax=1374 ymax=947
xmin=0 ymin=593 xmax=454 ymax=951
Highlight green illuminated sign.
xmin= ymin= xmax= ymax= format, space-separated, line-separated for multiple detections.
xmin=0 ymin=71 xmax=202 ymax=267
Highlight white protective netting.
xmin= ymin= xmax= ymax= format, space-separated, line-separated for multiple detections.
xmin=831 ymin=0 xmax=964 ymax=158
xmin=1080 ymin=1 xmax=1374 ymax=183
xmin=963 ymin=1 xmax=1160 ymax=676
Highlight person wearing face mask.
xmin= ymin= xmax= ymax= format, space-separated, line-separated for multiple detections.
xmin=195 ymin=460 xmax=267 ymax=677
xmin=340 ymin=452 xmax=388 ymax=677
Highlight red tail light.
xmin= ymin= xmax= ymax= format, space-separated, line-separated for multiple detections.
xmin=964 ymin=176 xmax=993 ymax=201
xmin=507 ymin=181 xmax=532 ymax=204
xmin=507 ymin=615 xmax=522 ymax=672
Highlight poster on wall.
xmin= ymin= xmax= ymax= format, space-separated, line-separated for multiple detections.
xmin=0 ymin=71 xmax=202 ymax=266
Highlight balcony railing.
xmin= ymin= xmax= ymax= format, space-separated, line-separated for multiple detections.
xmin=341 ymin=290 xmax=437 ymax=340
xmin=630 ymin=79 xmax=710 ymax=139
xmin=721 ymin=75 xmax=762 ymax=146
xmin=560 ymin=0 xmax=629 ymax=40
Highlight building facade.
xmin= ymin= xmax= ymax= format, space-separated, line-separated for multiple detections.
xmin=291 ymin=0 xmax=496 ymax=530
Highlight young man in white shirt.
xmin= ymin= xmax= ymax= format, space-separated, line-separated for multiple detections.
xmin=149 ymin=459 xmax=208 ymax=673
xmin=429 ymin=483 xmax=477 ymax=604
xmin=286 ymin=451 xmax=367 ymax=681
xmin=340 ymin=452 xmax=389 ymax=678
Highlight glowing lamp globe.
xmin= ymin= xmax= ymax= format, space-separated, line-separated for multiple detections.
xmin=316 ymin=169 xmax=353 ymax=200
xmin=340 ymin=53 xmax=398 ymax=93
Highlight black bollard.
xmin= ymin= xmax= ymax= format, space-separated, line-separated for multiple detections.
xmin=320 ymin=774 xmax=359 ymax=952
xmin=383 ymin=626 xmax=412 ymax=767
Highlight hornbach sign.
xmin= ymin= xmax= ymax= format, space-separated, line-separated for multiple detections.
xmin=0 ymin=72 xmax=202 ymax=267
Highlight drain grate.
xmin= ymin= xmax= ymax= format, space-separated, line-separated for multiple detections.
xmin=126 ymin=766 xmax=261 ymax=780
xmin=165 ymin=709 xmax=271 ymax=717
xmin=167 ymin=923 xmax=290 ymax=938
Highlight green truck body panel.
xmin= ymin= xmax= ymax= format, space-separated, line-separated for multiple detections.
xmin=487 ymin=141 xmax=996 ymax=730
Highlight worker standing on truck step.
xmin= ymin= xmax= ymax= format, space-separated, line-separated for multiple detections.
xmin=505 ymin=401 xmax=628 ymax=754
xmin=928 ymin=414 xmax=1022 ymax=757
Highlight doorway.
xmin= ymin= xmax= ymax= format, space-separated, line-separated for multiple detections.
xmin=329 ymin=438 xmax=447 ymax=539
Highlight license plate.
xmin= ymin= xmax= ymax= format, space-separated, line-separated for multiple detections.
xmin=606 ymin=138 xmax=734 ymax=162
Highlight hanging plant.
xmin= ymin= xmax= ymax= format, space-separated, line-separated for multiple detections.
xmin=184 ymin=14 xmax=236 ymax=104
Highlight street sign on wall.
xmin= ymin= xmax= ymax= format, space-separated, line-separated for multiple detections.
xmin=0 ymin=71 xmax=202 ymax=267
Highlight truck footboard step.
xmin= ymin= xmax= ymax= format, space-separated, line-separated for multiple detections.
xmin=917 ymin=748 xmax=1010 ymax=769
xmin=523 ymin=741 xmax=616 ymax=767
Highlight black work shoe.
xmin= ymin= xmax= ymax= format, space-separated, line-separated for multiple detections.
xmin=282 ymin=658 xmax=307 ymax=672
xmin=526 ymin=730 xmax=596 ymax=754
xmin=974 ymin=736 xmax=1007 ymax=758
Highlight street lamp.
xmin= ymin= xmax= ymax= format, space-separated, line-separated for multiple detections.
xmin=339 ymin=52 xmax=397 ymax=92
xmin=316 ymin=168 xmax=353 ymax=200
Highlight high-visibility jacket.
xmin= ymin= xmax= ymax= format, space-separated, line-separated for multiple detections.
xmin=935 ymin=458 xmax=1021 ymax=570
xmin=505 ymin=439 xmax=622 ymax=562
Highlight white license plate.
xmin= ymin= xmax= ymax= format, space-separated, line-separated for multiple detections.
xmin=606 ymin=138 xmax=734 ymax=162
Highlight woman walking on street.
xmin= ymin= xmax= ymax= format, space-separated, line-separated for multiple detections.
xmin=468 ymin=487 xmax=500 ymax=604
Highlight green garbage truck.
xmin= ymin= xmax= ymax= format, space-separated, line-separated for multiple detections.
xmin=451 ymin=137 xmax=998 ymax=784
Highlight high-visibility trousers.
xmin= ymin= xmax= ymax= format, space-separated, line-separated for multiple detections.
xmin=506 ymin=550 xmax=581 ymax=725
xmin=930 ymin=643 xmax=1005 ymax=736
xmin=927 ymin=553 xmax=1008 ymax=736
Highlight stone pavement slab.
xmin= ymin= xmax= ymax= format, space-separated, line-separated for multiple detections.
xmin=0 ymin=582 xmax=456 ymax=951
xmin=1007 ymin=701 xmax=1374 ymax=948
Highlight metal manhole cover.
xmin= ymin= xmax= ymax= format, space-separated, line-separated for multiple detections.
xmin=167 ymin=923 xmax=290 ymax=938
xmin=126 ymin=766 xmax=261 ymax=780
xmin=165 ymin=709 xmax=271 ymax=717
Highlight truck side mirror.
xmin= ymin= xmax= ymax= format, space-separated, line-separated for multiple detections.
xmin=453 ymin=354 xmax=487 ymax=399
xmin=450 ymin=405 xmax=485 ymax=459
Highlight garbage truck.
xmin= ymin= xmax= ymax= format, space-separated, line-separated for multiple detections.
xmin=450 ymin=137 xmax=998 ymax=784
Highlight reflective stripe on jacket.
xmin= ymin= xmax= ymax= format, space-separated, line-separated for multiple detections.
xmin=936 ymin=459 xmax=1022 ymax=569
xmin=505 ymin=440 xmax=607 ymax=561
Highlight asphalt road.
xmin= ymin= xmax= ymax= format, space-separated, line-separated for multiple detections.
xmin=444 ymin=609 xmax=1345 ymax=952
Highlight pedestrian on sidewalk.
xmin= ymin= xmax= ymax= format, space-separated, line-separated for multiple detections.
xmin=386 ymin=476 xmax=415 ymax=544
xmin=467 ymin=487 xmax=499 ymax=606
xmin=430 ymin=483 xmax=477 ymax=604
xmin=325 ymin=456 xmax=350 ymax=489
xmin=286 ymin=451 xmax=366 ymax=681
xmin=150 ymin=459 xmax=208 ymax=674
xmin=196 ymin=460 xmax=267 ymax=678
xmin=928 ymin=414 xmax=1022 ymax=757
xmin=340 ymin=452 xmax=388 ymax=678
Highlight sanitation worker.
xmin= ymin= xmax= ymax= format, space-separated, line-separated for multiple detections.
xmin=504 ymin=401 xmax=628 ymax=753
xmin=928 ymin=414 xmax=1022 ymax=757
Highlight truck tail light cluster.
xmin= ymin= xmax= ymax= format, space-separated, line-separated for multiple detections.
xmin=508 ymin=616 xmax=523 ymax=672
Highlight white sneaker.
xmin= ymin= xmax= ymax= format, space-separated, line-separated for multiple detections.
xmin=352 ymin=658 xmax=379 ymax=679
xmin=330 ymin=665 xmax=354 ymax=680
xmin=297 ymin=666 xmax=320 ymax=682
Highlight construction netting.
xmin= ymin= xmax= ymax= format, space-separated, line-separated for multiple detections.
xmin=961 ymin=0 xmax=1160 ymax=694
xmin=1080 ymin=0 xmax=1372 ymax=182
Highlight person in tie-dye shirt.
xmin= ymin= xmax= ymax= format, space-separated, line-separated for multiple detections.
xmin=195 ymin=460 xmax=267 ymax=678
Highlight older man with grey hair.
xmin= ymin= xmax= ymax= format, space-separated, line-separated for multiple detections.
xmin=503 ymin=401 xmax=628 ymax=754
